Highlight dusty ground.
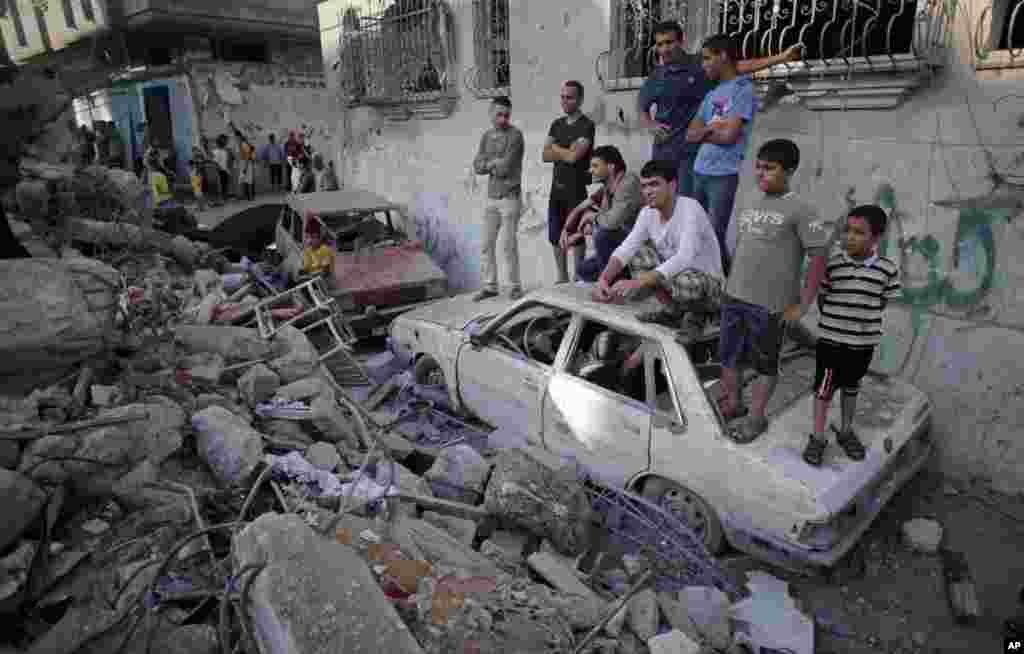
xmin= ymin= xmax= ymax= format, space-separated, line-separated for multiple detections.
xmin=722 ymin=468 xmax=1023 ymax=653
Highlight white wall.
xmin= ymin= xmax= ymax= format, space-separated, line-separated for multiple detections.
xmin=319 ymin=0 xmax=1024 ymax=492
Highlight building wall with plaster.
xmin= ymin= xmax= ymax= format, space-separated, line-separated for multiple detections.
xmin=319 ymin=0 xmax=1024 ymax=493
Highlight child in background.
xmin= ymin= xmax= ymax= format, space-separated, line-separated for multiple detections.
xmin=189 ymin=160 xmax=208 ymax=212
xmin=302 ymin=215 xmax=334 ymax=276
xmin=802 ymin=204 xmax=902 ymax=466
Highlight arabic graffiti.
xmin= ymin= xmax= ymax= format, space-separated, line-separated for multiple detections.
xmin=864 ymin=182 xmax=1014 ymax=374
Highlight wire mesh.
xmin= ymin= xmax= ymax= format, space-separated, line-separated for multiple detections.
xmin=581 ymin=476 xmax=741 ymax=598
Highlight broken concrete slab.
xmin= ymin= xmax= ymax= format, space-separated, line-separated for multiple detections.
xmin=274 ymin=376 xmax=335 ymax=402
xmin=627 ymin=588 xmax=659 ymax=641
xmin=174 ymin=325 xmax=275 ymax=362
xmin=0 ymin=441 xmax=19 ymax=469
xmin=148 ymin=624 xmax=219 ymax=654
xmin=180 ymin=353 xmax=226 ymax=386
xmin=526 ymin=551 xmax=594 ymax=600
xmin=305 ymin=442 xmax=341 ymax=472
xmin=238 ymin=363 xmax=281 ymax=407
xmin=424 ymin=444 xmax=490 ymax=504
xmin=484 ymin=447 xmax=592 ymax=557
xmin=902 ymin=518 xmax=943 ymax=554
xmin=21 ymin=398 xmax=184 ymax=495
xmin=655 ymin=593 xmax=704 ymax=645
xmin=25 ymin=604 xmax=121 ymax=654
xmin=310 ymin=393 xmax=359 ymax=448
xmin=647 ymin=629 xmax=701 ymax=654
xmin=264 ymin=419 xmax=313 ymax=445
xmin=422 ymin=511 xmax=478 ymax=547
xmin=268 ymin=325 xmax=319 ymax=384
xmin=89 ymin=384 xmax=122 ymax=407
xmin=191 ymin=406 xmax=264 ymax=486
xmin=390 ymin=517 xmax=501 ymax=578
xmin=233 ymin=513 xmax=424 ymax=654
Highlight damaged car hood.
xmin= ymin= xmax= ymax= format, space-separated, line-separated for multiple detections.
xmin=397 ymin=293 xmax=515 ymax=331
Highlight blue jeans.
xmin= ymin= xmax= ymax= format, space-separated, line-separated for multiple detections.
xmin=575 ymin=225 xmax=630 ymax=282
xmin=675 ymin=154 xmax=697 ymax=199
xmin=693 ymin=172 xmax=739 ymax=273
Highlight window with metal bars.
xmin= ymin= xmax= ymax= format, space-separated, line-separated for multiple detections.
xmin=469 ymin=0 xmax=510 ymax=96
xmin=974 ymin=0 xmax=1024 ymax=68
xmin=610 ymin=0 xmax=664 ymax=80
xmin=716 ymin=0 xmax=924 ymax=62
xmin=336 ymin=0 xmax=455 ymax=105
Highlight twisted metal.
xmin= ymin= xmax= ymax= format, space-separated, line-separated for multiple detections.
xmin=580 ymin=475 xmax=740 ymax=598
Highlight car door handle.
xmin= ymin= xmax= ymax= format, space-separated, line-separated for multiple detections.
xmin=522 ymin=378 xmax=539 ymax=390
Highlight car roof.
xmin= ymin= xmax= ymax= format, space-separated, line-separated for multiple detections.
xmin=287 ymin=190 xmax=398 ymax=216
xmin=527 ymin=284 xmax=715 ymax=345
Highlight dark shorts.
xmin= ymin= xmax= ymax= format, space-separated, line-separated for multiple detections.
xmin=814 ymin=340 xmax=875 ymax=400
xmin=719 ymin=298 xmax=785 ymax=376
xmin=269 ymin=163 xmax=283 ymax=186
xmin=547 ymin=192 xmax=586 ymax=245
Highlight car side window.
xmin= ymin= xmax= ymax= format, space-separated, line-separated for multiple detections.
xmin=565 ymin=320 xmax=647 ymax=404
xmin=488 ymin=303 xmax=571 ymax=367
xmin=646 ymin=345 xmax=683 ymax=423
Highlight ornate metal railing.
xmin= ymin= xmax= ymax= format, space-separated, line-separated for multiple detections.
xmin=975 ymin=0 xmax=1024 ymax=69
xmin=335 ymin=0 xmax=457 ymax=107
xmin=713 ymin=0 xmax=952 ymax=69
xmin=465 ymin=0 xmax=510 ymax=98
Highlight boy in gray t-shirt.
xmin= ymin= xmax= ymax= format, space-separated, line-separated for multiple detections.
xmin=718 ymin=139 xmax=832 ymax=443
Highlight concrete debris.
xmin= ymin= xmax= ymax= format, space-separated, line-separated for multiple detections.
xmin=233 ymin=513 xmax=425 ymax=654
xmin=305 ymin=442 xmax=342 ymax=472
xmin=237 ymin=362 xmax=281 ymax=407
xmin=0 ymin=441 xmax=20 ymax=469
xmin=424 ymin=443 xmax=490 ymax=504
xmin=677 ymin=586 xmax=732 ymax=651
xmin=391 ymin=517 xmax=501 ymax=578
xmin=80 ymin=518 xmax=110 ymax=536
xmin=902 ymin=518 xmax=944 ymax=553
xmin=310 ymin=392 xmax=360 ymax=448
xmin=421 ymin=511 xmax=477 ymax=547
xmin=268 ymin=325 xmax=320 ymax=384
xmin=729 ymin=570 xmax=814 ymax=654
xmin=626 ymin=588 xmax=659 ymax=641
xmin=191 ymin=405 xmax=264 ymax=486
xmin=647 ymin=629 xmax=702 ymax=654
xmin=484 ymin=447 xmax=592 ymax=557
xmin=89 ymin=384 xmax=122 ymax=407
xmin=175 ymin=325 xmax=276 ymax=362
xmin=526 ymin=551 xmax=595 ymax=600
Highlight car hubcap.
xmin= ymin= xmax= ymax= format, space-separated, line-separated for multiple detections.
xmin=661 ymin=487 xmax=708 ymax=542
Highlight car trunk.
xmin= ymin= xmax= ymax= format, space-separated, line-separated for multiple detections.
xmin=331 ymin=244 xmax=446 ymax=309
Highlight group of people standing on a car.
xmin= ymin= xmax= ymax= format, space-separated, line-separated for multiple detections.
xmin=472 ymin=24 xmax=903 ymax=467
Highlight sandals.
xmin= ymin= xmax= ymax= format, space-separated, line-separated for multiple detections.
xmin=803 ymin=434 xmax=828 ymax=466
xmin=636 ymin=309 xmax=683 ymax=326
xmin=833 ymin=425 xmax=866 ymax=461
xmin=730 ymin=415 xmax=769 ymax=444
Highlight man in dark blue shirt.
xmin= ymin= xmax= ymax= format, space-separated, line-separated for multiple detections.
xmin=637 ymin=21 xmax=800 ymax=199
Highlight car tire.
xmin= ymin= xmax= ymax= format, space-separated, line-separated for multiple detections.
xmin=641 ymin=477 xmax=726 ymax=555
xmin=412 ymin=355 xmax=446 ymax=388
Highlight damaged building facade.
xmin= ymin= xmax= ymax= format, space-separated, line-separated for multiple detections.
xmin=319 ymin=0 xmax=1024 ymax=493
xmin=2 ymin=0 xmax=339 ymax=182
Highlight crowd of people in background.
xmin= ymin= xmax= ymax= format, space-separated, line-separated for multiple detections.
xmin=473 ymin=25 xmax=903 ymax=466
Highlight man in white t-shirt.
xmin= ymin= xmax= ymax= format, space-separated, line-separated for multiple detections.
xmin=594 ymin=158 xmax=724 ymax=342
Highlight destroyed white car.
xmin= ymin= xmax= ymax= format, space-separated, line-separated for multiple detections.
xmin=389 ymin=284 xmax=934 ymax=573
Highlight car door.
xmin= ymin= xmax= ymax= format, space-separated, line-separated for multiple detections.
xmin=456 ymin=302 xmax=571 ymax=446
xmin=541 ymin=319 xmax=652 ymax=488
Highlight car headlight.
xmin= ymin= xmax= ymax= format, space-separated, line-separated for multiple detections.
xmin=426 ymin=279 xmax=448 ymax=299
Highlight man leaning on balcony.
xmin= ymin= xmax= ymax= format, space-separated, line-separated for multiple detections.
xmin=637 ymin=20 xmax=801 ymax=200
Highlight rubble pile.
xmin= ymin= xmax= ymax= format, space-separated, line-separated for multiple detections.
xmin=0 ymin=172 xmax=819 ymax=654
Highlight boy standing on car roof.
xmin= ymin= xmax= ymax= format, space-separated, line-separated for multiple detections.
xmin=718 ymin=138 xmax=831 ymax=445
xmin=802 ymin=204 xmax=901 ymax=466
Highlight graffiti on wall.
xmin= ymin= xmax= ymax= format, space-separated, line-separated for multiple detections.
xmin=861 ymin=182 xmax=1017 ymax=375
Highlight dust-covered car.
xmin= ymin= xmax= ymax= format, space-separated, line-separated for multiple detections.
xmin=274 ymin=190 xmax=448 ymax=339
xmin=388 ymin=284 xmax=934 ymax=573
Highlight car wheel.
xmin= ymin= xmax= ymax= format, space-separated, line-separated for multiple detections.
xmin=412 ymin=355 xmax=446 ymax=388
xmin=642 ymin=478 xmax=725 ymax=555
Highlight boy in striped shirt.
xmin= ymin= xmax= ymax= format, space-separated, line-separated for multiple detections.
xmin=803 ymin=204 xmax=902 ymax=466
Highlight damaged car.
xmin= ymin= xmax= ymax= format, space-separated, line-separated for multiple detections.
xmin=389 ymin=284 xmax=934 ymax=574
xmin=274 ymin=190 xmax=449 ymax=339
